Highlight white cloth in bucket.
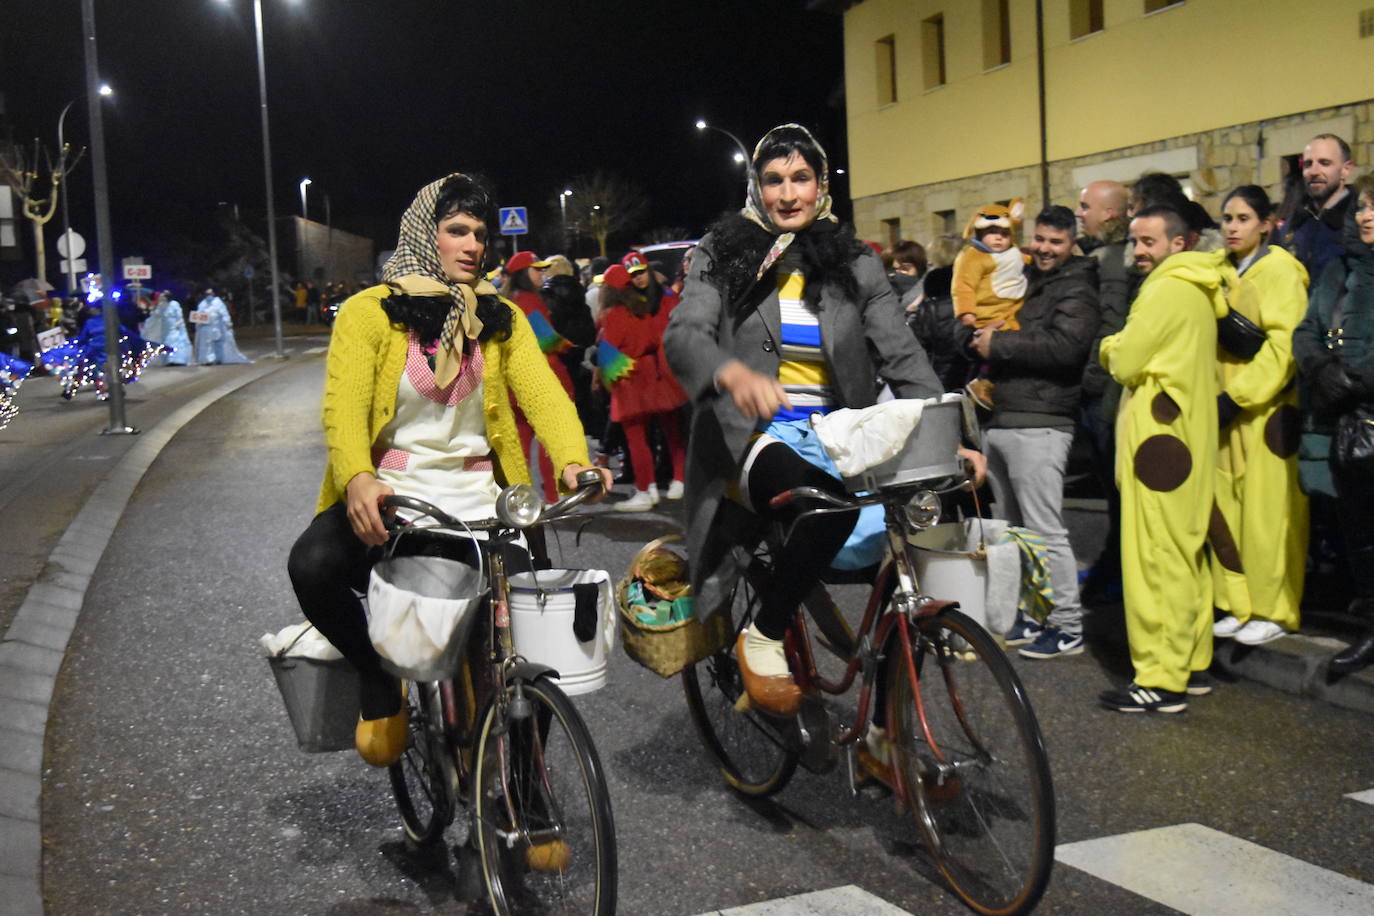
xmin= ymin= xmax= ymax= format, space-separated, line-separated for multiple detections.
xmin=909 ymin=518 xmax=1019 ymax=636
xmin=811 ymin=393 xmax=964 ymax=477
xmin=259 ymin=622 xmax=344 ymax=660
xmin=367 ymin=554 xmax=484 ymax=678
xmin=507 ymin=569 xmax=615 ymax=696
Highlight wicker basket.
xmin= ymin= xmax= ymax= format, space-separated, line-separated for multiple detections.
xmin=616 ymin=536 xmax=730 ymax=678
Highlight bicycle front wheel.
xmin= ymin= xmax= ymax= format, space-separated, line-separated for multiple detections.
xmin=887 ymin=608 xmax=1055 ymax=916
xmin=681 ymin=572 xmax=798 ymax=797
xmin=473 ymin=676 xmax=617 ymax=915
xmin=388 ymin=681 xmax=457 ymax=847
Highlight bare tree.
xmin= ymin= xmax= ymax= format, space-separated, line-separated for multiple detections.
xmin=561 ymin=172 xmax=649 ymax=257
xmin=0 ymin=138 xmax=84 ymax=285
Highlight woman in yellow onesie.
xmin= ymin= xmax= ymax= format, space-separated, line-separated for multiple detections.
xmin=1098 ymin=206 xmax=1232 ymax=713
xmin=1211 ymin=186 xmax=1309 ymax=646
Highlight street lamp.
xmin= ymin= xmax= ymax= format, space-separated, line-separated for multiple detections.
xmin=79 ymin=0 xmax=137 ymax=435
xmin=695 ymin=118 xmax=751 ymax=163
xmin=559 ymin=188 xmax=571 ymax=253
xmin=57 ymin=88 xmax=109 ymax=297
xmin=298 ymin=177 xmax=311 ymax=218
xmin=216 ymin=0 xmax=296 ymax=360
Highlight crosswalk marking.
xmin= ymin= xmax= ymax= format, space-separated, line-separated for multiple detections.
xmin=1346 ymin=788 xmax=1374 ymax=805
xmin=694 ymin=885 xmax=911 ymax=915
xmin=1056 ymin=822 xmax=1374 ymax=915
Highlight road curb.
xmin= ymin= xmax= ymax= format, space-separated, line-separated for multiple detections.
xmin=1212 ymin=632 xmax=1374 ymax=716
xmin=0 ymin=358 xmax=293 ymax=915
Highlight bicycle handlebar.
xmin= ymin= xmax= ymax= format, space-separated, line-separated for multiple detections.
xmin=767 ymin=464 xmax=973 ymax=512
xmin=383 ymin=468 xmax=606 ymax=536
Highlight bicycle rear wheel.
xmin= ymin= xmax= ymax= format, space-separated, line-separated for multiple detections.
xmin=887 ymin=608 xmax=1055 ymax=916
xmin=473 ymin=676 xmax=617 ymax=915
xmin=681 ymin=571 xmax=798 ymax=797
xmin=388 ymin=681 xmax=456 ymax=847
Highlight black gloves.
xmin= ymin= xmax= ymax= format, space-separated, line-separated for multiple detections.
xmin=1311 ymin=359 xmax=1356 ymax=411
xmin=1217 ymin=392 xmax=1242 ymax=430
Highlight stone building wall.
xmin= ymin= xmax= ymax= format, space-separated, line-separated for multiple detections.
xmin=854 ymin=101 xmax=1374 ymax=248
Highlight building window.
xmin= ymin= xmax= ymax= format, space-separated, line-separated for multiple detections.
xmin=922 ymin=15 xmax=947 ymax=89
xmin=934 ymin=209 xmax=957 ymax=236
xmin=1361 ymin=8 xmax=1374 ymax=38
xmin=875 ymin=35 xmax=897 ymax=105
xmin=882 ymin=218 xmax=902 ymax=250
xmin=982 ymin=0 xmax=1011 ymax=69
xmin=1144 ymin=0 xmax=1183 ymax=13
xmin=1070 ymin=0 xmax=1104 ymax=38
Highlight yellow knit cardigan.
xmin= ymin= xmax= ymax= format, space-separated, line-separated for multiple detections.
xmin=315 ymin=284 xmax=589 ymax=513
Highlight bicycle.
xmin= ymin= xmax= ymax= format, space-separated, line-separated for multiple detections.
xmin=681 ymin=402 xmax=1055 ymax=916
xmin=377 ymin=470 xmax=617 ymax=915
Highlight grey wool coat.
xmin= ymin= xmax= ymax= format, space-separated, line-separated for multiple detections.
xmin=663 ymin=231 xmax=944 ymax=620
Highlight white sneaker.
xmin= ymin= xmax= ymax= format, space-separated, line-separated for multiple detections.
xmin=1213 ymin=615 xmax=1243 ymax=638
xmin=1234 ymin=619 xmax=1285 ymax=645
xmin=665 ymin=480 xmax=684 ymax=500
xmin=614 ymin=488 xmax=658 ymax=512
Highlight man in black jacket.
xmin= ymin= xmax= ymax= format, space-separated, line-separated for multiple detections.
xmin=959 ymin=206 xmax=1102 ymax=658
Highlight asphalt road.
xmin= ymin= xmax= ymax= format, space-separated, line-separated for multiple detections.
xmin=36 ymin=350 xmax=1374 ymax=914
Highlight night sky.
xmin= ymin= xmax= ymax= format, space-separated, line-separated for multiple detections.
xmin=2 ymin=0 xmax=846 ymax=281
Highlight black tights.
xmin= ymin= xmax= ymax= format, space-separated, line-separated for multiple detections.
xmin=288 ymin=502 xmax=399 ymax=718
xmin=745 ymin=442 xmax=858 ymax=640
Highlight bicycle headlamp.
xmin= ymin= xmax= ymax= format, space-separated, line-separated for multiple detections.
xmin=496 ymin=484 xmax=544 ymax=528
xmin=903 ymin=489 xmax=942 ymax=530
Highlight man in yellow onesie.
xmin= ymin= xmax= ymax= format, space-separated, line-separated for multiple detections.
xmin=1098 ymin=205 xmax=1231 ymax=713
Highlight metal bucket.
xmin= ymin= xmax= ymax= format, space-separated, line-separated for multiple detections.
xmin=842 ymin=400 xmax=964 ymax=493
xmin=268 ymin=654 xmax=360 ymax=753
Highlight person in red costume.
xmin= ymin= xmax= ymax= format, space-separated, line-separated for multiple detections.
xmin=598 ymin=254 xmax=687 ymax=511
xmin=501 ymin=250 xmax=573 ymax=501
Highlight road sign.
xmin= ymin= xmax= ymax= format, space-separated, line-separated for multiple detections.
xmin=124 ymin=264 xmax=152 ymax=280
xmin=60 ymin=258 xmax=88 ymax=275
xmin=243 ymin=265 xmax=254 ymax=278
xmin=499 ymin=206 xmax=529 ymax=235
xmin=56 ymin=229 xmax=86 ymax=259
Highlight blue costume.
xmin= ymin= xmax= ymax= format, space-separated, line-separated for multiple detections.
xmin=0 ymin=352 xmax=34 ymax=430
xmin=142 ymin=294 xmax=192 ymax=366
xmin=192 ymin=293 xmax=252 ymax=365
xmin=38 ymin=316 xmax=167 ymax=400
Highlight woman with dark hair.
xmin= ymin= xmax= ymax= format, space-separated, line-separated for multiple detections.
xmin=1295 ymin=174 xmax=1374 ymax=673
xmin=501 ymin=250 xmax=574 ymax=502
xmin=1209 ymin=185 xmax=1310 ymax=646
xmin=597 ymin=255 xmax=687 ymax=512
xmin=286 ymin=174 xmax=607 ymax=767
xmin=664 ymin=123 xmax=983 ymax=714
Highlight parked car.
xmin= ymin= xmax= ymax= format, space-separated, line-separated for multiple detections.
xmin=633 ymin=240 xmax=698 ymax=283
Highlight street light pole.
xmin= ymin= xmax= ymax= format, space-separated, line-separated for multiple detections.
xmin=559 ymin=189 xmax=571 ymax=254
xmin=57 ymin=99 xmax=78 ymax=298
xmin=298 ymin=176 xmax=310 ymax=218
xmin=252 ymin=0 xmax=286 ymax=359
xmin=80 ymin=0 xmax=135 ymax=435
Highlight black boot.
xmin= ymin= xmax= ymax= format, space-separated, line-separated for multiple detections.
xmin=1330 ymin=626 xmax=1374 ymax=675
xmin=1343 ymin=546 xmax=1374 ymax=618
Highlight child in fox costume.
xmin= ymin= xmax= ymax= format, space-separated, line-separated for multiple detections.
xmin=953 ymin=201 xmax=1030 ymax=406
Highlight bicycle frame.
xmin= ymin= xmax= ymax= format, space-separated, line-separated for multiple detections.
xmin=771 ymin=482 xmax=967 ymax=811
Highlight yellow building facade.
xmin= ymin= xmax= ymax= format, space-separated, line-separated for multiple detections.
xmin=842 ymin=0 xmax=1374 ymax=245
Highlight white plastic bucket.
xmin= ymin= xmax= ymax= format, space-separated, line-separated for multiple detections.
xmin=508 ymin=569 xmax=615 ymax=696
xmin=909 ymin=521 xmax=989 ymax=628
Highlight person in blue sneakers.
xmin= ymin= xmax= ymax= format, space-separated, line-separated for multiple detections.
xmin=957 ymin=206 xmax=1100 ymax=659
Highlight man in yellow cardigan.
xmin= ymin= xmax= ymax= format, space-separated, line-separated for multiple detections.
xmin=1098 ymin=205 xmax=1230 ymax=714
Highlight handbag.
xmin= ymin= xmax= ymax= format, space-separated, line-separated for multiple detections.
xmin=1216 ymin=308 xmax=1266 ymax=360
xmin=1332 ymin=403 xmax=1374 ymax=476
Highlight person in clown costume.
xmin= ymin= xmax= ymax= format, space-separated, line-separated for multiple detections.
xmin=1098 ymin=204 xmax=1230 ymax=714
xmin=1210 ymin=186 xmax=1309 ymax=647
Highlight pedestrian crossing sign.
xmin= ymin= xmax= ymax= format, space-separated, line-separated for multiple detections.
xmin=499 ymin=206 xmax=529 ymax=235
